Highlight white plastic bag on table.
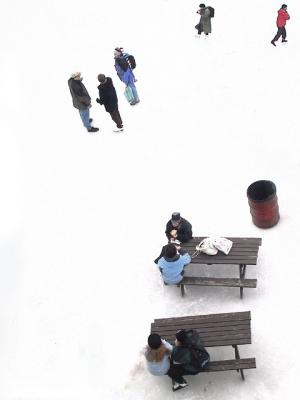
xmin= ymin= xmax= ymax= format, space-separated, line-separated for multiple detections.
xmin=212 ymin=237 xmax=233 ymax=255
xmin=194 ymin=238 xmax=218 ymax=256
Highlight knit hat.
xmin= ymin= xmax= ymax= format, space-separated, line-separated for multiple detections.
xmin=176 ymin=329 xmax=187 ymax=343
xmin=71 ymin=72 xmax=81 ymax=79
xmin=114 ymin=47 xmax=124 ymax=57
xmin=171 ymin=212 xmax=181 ymax=222
xmin=148 ymin=334 xmax=162 ymax=349
xmin=164 ymin=244 xmax=177 ymax=259
xmin=98 ymin=74 xmax=106 ymax=83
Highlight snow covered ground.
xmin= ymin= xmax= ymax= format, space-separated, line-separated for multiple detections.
xmin=1 ymin=0 xmax=300 ymax=398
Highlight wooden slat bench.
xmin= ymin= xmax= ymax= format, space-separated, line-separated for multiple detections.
xmin=179 ymin=277 xmax=257 ymax=297
xmin=181 ymin=237 xmax=262 ymax=298
xmin=151 ymin=311 xmax=256 ymax=380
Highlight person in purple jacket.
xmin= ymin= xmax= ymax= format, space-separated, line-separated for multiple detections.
xmin=114 ymin=47 xmax=140 ymax=105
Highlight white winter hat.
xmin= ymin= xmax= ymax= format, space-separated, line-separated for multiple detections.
xmin=70 ymin=72 xmax=81 ymax=79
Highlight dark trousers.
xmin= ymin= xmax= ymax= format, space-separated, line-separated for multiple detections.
xmin=273 ymin=27 xmax=286 ymax=42
xmin=109 ymin=109 xmax=123 ymax=128
xmin=167 ymin=364 xmax=198 ymax=384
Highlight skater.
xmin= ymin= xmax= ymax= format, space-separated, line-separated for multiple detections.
xmin=157 ymin=243 xmax=191 ymax=285
xmin=271 ymin=4 xmax=290 ymax=46
xmin=165 ymin=212 xmax=193 ymax=243
xmin=172 ymin=329 xmax=210 ymax=376
xmin=145 ymin=334 xmax=188 ymax=392
xmin=68 ymin=72 xmax=99 ymax=133
xmin=114 ymin=47 xmax=140 ymax=105
xmin=195 ymin=4 xmax=213 ymax=36
xmin=96 ymin=74 xmax=123 ymax=132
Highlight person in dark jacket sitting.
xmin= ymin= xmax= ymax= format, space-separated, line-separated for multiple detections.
xmin=165 ymin=212 xmax=193 ymax=243
xmin=172 ymin=329 xmax=210 ymax=375
xmin=96 ymin=74 xmax=123 ymax=132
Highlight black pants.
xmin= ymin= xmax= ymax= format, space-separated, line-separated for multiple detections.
xmin=109 ymin=108 xmax=123 ymax=128
xmin=167 ymin=364 xmax=198 ymax=384
xmin=273 ymin=27 xmax=286 ymax=42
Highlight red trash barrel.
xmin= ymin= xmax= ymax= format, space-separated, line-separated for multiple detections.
xmin=247 ymin=180 xmax=280 ymax=228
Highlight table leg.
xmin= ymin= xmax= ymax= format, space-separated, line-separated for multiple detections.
xmin=239 ymin=264 xmax=247 ymax=299
xmin=233 ymin=345 xmax=245 ymax=380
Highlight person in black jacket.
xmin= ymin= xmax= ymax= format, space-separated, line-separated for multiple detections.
xmin=165 ymin=212 xmax=193 ymax=243
xmin=68 ymin=72 xmax=99 ymax=133
xmin=96 ymin=74 xmax=123 ymax=132
xmin=172 ymin=329 xmax=210 ymax=375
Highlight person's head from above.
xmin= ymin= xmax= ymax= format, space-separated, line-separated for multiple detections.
xmin=281 ymin=4 xmax=287 ymax=9
xmin=175 ymin=329 xmax=187 ymax=346
xmin=98 ymin=74 xmax=106 ymax=83
xmin=114 ymin=47 xmax=123 ymax=58
xmin=71 ymin=72 xmax=82 ymax=81
xmin=146 ymin=333 xmax=171 ymax=362
xmin=164 ymin=243 xmax=177 ymax=259
xmin=148 ymin=333 xmax=162 ymax=350
xmin=199 ymin=3 xmax=206 ymax=8
xmin=171 ymin=212 xmax=181 ymax=227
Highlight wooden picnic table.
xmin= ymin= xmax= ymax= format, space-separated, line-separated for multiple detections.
xmin=151 ymin=311 xmax=256 ymax=380
xmin=180 ymin=237 xmax=262 ymax=298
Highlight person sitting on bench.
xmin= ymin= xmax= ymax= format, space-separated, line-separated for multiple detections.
xmin=157 ymin=244 xmax=191 ymax=285
xmin=145 ymin=334 xmax=188 ymax=392
xmin=165 ymin=212 xmax=193 ymax=243
xmin=172 ymin=329 xmax=210 ymax=377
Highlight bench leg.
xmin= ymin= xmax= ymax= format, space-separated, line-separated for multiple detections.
xmin=180 ymin=284 xmax=185 ymax=297
xmin=233 ymin=345 xmax=245 ymax=380
xmin=239 ymin=264 xmax=247 ymax=299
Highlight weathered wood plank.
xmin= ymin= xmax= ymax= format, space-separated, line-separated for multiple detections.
xmin=203 ymin=358 xmax=256 ymax=372
xmin=180 ymin=277 xmax=257 ymax=288
xmin=154 ymin=311 xmax=251 ymax=324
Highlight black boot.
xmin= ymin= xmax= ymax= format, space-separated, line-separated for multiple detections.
xmin=88 ymin=127 xmax=99 ymax=133
xmin=271 ymin=40 xmax=276 ymax=46
xmin=282 ymin=39 xmax=288 ymax=43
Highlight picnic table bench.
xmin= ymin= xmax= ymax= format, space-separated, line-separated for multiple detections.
xmin=180 ymin=237 xmax=262 ymax=298
xmin=151 ymin=311 xmax=256 ymax=380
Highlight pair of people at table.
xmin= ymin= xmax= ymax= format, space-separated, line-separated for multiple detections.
xmin=145 ymin=329 xmax=209 ymax=391
xmin=155 ymin=212 xmax=193 ymax=285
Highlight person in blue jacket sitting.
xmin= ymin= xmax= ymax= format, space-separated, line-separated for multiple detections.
xmin=114 ymin=47 xmax=140 ymax=105
xmin=157 ymin=244 xmax=191 ymax=285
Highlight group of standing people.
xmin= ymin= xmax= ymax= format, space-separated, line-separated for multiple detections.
xmin=68 ymin=47 xmax=140 ymax=133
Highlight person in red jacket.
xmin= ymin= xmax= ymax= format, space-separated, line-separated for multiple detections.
xmin=271 ymin=4 xmax=290 ymax=46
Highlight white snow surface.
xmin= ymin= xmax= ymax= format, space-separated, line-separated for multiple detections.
xmin=1 ymin=0 xmax=300 ymax=398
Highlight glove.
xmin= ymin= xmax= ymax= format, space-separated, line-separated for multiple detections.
xmin=96 ymin=98 xmax=100 ymax=103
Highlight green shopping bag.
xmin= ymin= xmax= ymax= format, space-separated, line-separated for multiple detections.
xmin=124 ymin=86 xmax=134 ymax=103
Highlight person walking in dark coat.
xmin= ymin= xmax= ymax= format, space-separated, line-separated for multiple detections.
xmin=271 ymin=4 xmax=290 ymax=46
xmin=68 ymin=72 xmax=99 ymax=133
xmin=195 ymin=4 xmax=212 ymax=36
xmin=165 ymin=212 xmax=193 ymax=243
xmin=96 ymin=74 xmax=123 ymax=132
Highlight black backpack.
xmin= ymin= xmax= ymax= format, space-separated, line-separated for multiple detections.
xmin=208 ymin=6 xmax=215 ymax=18
xmin=126 ymin=54 xmax=136 ymax=69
